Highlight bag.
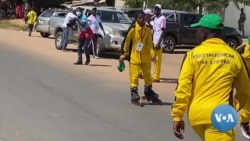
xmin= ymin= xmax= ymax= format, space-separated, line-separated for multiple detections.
xmin=78 ymin=31 xmax=85 ymax=41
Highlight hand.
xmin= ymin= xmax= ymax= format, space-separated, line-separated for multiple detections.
xmin=151 ymin=56 xmax=156 ymax=64
xmin=154 ymin=44 xmax=160 ymax=50
xmin=173 ymin=120 xmax=185 ymax=139
xmin=119 ymin=56 xmax=124 ymax=64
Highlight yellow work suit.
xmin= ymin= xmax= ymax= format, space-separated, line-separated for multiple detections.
xmin=152 ymin=48 xmax=163 ymax=80
xmin=121 ymin=22 xmax=155 ymax=88
xmin=236 ymin=43 xmax=250 ymax=123
xmin=27 ymin=10 xmax=37 ymax=25
xmin=171 ymin=38 xmax=250 ymax=141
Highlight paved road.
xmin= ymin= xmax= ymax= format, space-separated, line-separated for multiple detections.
xmin=0 ymin=29 xmax=247 ymax=141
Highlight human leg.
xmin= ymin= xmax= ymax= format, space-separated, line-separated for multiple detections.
xmin=83 ymin=38 xmax=91 ymax=65
xmin=62 ymin=27 xmax=69 ymax=51
xmin=74 ymin=39 xmax=84 ymax=65
xmin=129 ymin=63 xmax=140 ymax=103
xmin=141 ymin=62 xmax=161 ymax=103
xmin=152 ymin=48 xmax=163 ymax=82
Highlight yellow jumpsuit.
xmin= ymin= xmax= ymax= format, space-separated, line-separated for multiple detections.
xmin=120 ymin=22 xmax=155 ymax=88
xmin=236 ymin=43 xmax=250 ymax=123
xmin=171 ymin=38 xmax=250 ymax=141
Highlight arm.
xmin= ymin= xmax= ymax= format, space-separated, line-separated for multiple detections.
xmin=234 ymin=56 xmax=250 ymax=111
xmin=147 ymin=30 xmax=155 ymax=58
xmin=171 ymin=52 xmax=193 ymax=121
xmin=120 ymin=28 xmax=133 ymax=61
xmin=157 ymin=16 xmax=166 ymax=46
xmin=97 ymin=16 xmax=105 ymax=33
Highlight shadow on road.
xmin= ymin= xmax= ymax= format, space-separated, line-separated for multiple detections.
xmin=32 ymin=35 xmax=54 ymax=39
xmin=89 ymin=64 xmax=112 ymax=67
xmin=142 ymin=102 xmax=173 ymax=106
xmin=160 ymin=78 xmax=178 ymax=83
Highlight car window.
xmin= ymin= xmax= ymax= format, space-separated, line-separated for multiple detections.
xmin=183 ymin=15 xmax=199 ymax=25
xmin=97 ymin=10 xmax=132 ymax=24
xmin=125 ymin=10 xmax=141 ymax=19
xmin=164 ymin=13 xmax=179 ymax=22
xmin=40 ymin=10 xmax=54 ymax=17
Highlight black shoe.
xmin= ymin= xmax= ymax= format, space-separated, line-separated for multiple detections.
xmin=74 ymin=60 xmax=82 ymax=65
xmin=84 ymin=60 xmax=90 ymax=65
xmin=131 ymin=88 xmax=140 ymax=103
xmin=240 ymin=122 xmax=250 ymax=139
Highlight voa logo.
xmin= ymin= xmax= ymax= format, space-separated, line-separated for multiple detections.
xmin=214 ymin=113 xmax=235 ymax=123
xmin=211 ymin=104 xmax=238 ymax=132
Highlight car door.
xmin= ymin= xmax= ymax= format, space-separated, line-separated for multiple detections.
xmin=180 ymin=14 xmax=200 ymax=44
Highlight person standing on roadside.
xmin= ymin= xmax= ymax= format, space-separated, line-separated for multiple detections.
xmin=26 ymin=7 xmax=37 ymax=37
xmin=151 ymin=4 xmax=166 ymax=83
xmin=238 ymin=8 xmax=246 ymax=38
xmin=236 ymin=35 xmax=250 ymax=140
xmin=171 ymin=14 xmax=250 ymax=141
xmin=61 ymin=8 xmax=77 ymax=51
xmin=87 ymin=7 xmax=105 ymax=58
xmin=74 ymin=8 xmax=93 ymax=65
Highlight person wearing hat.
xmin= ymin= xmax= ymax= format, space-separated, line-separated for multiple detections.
xmin=236 ymin=35 xmax=250 ymax=139
xmin=74 ymin=8 xmax=93 ymax=65
xmin=171 ymin=14 xmax=250 ymax=141
xmin=151 ymin=4 xmax=166 ymax=83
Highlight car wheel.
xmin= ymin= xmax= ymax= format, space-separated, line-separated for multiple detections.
xmin=40 ymin=32 xmax=50 ymax=38
xmin=226 ymin=38 xmax=238 ymax=49
xmin=55 ymin=32 xmax=63 ymax=50
xmin=162 ymin=36 xmax=176 ymax=53
xmin=96 ymin=37 xmax=105 ymax=57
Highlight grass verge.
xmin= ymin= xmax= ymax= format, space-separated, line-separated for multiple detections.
xmin=0 ymin=20 xmax=27 ymax=31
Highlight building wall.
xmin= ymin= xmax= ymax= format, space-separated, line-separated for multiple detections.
xmin=114 ymin=0 xmax=124 ymax=8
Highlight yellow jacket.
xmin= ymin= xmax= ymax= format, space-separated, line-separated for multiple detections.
xmin=171 ymin=38 xmax=250 ymax=126
xmin=27 ymin=10 xmax=37 ymax=25
xmin=236 ymin=43 xmax=250 ymax=76
xmin=121 ymin=22 xmax=155 ymax=64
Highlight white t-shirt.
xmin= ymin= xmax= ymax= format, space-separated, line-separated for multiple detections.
xmin=63 ymin=12 xmax=77 ymax=27
xmin=87 ymin=15 xmax=102 ymax=34
xmin=152 ymin=15 xmax=166 ymax=47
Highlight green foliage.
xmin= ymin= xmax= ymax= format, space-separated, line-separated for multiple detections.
xmin=122 ymin=0 xmax=250 ymax=13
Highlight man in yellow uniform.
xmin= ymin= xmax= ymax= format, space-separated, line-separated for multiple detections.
xmin=26 ymin=7 xmax=37 ymax=36
xmin=236 ymin=35 xmax=250 ymax=140
xmin=171 ymin=14 xmax=250 ymax=141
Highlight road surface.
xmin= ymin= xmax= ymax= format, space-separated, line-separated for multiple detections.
xmin=0 ymin=29 xmax=246 ymax=141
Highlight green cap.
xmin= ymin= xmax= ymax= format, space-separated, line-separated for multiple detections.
xmin=248 ymin=34 xmax=250 ymax=44
xmin=191 ymin=14 xmax=224 ymax=30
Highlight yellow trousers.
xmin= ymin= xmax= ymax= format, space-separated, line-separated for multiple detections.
xmin=130 ymin=63 xmax=152 ymax=88
xmin=152 ymin=48 xmax=163 ymax=80
xmin=192 ymin=124 xmax=235 ymax=141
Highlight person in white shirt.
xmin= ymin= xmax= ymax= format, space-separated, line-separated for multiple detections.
xmin=87 ymin=7 xmax=105 ymax=58
xmin=151 ymin=4 xmax=166 ymax=83
xmin=62 ymin=8 xmax=77 ymax=51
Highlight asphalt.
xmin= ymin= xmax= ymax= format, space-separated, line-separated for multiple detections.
xmin=0 ymin=32 xmax=247 ymax=141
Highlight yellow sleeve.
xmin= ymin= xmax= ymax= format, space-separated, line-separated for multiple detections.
xmin=146 ymin=29 xmax=155 ymax=58
xmin=234 ymin=56 xmax=250 ymax=111
xmin=171 ymin=52 xmax=194 ymax=121
xmin=120 ymin=28 xmax=133 ymax=59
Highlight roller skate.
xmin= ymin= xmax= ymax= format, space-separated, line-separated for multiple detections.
xmin=130 ymin=88 xmax=143 ymax=107
xmin=142 ymin=85 xmax=162 ymax=105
